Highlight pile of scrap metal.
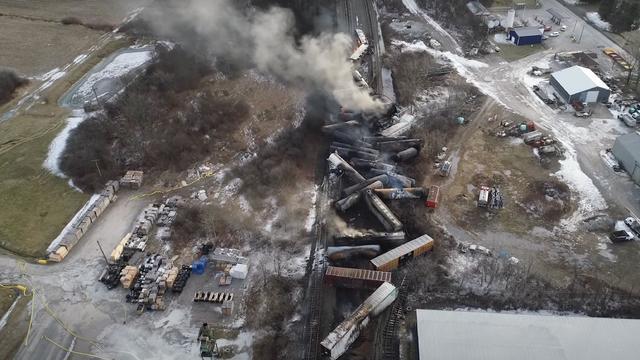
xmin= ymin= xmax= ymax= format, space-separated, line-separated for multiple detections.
xmin=48 ymin=180 xmax=120 ymax=262
xmin=321 ymin=282 xmax=398 ymax=359
xmin=171 ymin=265 xmax=192 ymax=293
xmin=126 ymin=254 xmax=177 ymax=313
xmin=524 ymin=131 xmax=562 ymax=156
xmin=477 ymin=186 xmax=504 ymax=210
xmin=124 ymin=199 xmax=178 ymax=252
xmin=99 ymin=263 xmax=126 ymax=290
xmin=120 ymin=170 xmax=144 ymax=189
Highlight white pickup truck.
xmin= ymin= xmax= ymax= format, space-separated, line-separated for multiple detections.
xmin=611 ymin=217 xmax=640 ymax=243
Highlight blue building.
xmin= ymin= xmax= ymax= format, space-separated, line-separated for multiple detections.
xmin=508 ymin=27 xmax=543 ymax=46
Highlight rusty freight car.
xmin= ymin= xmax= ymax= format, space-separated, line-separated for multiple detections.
xmin=370 ymin=234 xmax=434 ymax=271
xmin=324 ymin=266 xmax=392 ymax=289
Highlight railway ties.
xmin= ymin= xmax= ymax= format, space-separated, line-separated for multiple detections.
xmin=380 ymin=277 xmax=408 ymax=360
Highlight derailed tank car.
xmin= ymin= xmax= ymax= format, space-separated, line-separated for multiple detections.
xmin=320 ymin=282 xmax=398 ymax=359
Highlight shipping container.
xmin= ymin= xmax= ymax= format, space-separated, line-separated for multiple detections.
xmin=370 ymin=234 xmax=434 ymax=271
xmin=425 ymin=185 xmax=440 ymax=208
xmin=324 ymin=266 xmax=392 ymax=289
xmin=321 ymin=282 xmax=398 ymax=359
xmin=523 ymin=130 xmax=542 ymax=144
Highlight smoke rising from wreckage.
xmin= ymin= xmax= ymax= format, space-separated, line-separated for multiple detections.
xmin=140 ymin=0 xmax=383 ymax=111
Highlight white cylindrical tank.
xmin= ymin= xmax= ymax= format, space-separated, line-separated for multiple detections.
xmin=505 ymin=9 xmax=515 ymax=29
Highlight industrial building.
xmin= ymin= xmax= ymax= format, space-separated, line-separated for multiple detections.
xmin=549 ymin=65 xmax=610 ymax=104
xmin=508 ymin=27 xmax=543 ymax=46
xmin=612 ymin=132 xmax=640 ymax=184
xmin=416 ymin=310 xmax=640 ymax=360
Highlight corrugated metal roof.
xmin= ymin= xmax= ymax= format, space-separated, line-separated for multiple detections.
xmin=371 ymin=234 xmax=433 ymax=267
xmin=512 ymin=27 xmax=543 ymax=37
xmin=551 ymin=65 xmax=610 ymax=95
xmin=326 ymin=266 xmax=392 ymax=282
xmin=614 ymin=132 xmax=640 ymax=162
xmin=615 ymin=132 xmax=640 ymax=153
xmin=416 ymin=310 xmax=640 ymax=360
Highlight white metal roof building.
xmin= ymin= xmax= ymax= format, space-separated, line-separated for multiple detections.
xmin=416 ymin=310 xmax=640 ymax=360
xmin=550 ymin=65 xmax=610 ymax=104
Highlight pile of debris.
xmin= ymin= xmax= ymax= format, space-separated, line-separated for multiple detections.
xmin=125 ymin=199 xmax=180 ymax=252
xmin=318 ymin=103 xmax=439 ymax=359
xmin=127 ymin=253 xmax=178 ymax=313
xmin=477 ymin=185 xmax=504 ymax=210
xmin=497 ymin=121 xmax=561 ymax=157
xmin=120 ymin=170 xmax=144 ymax=189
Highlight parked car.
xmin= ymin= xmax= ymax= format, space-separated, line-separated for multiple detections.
xmin=618 ymin=113 xmax=637 ymax=127
xmin=549 ymin=32 xmax=560 ymax=37
xmin=544 ymin=25 xmax=552 ymax=32
xmin=560 ymin=25 xmax=567 ymax=31
xmin=542 ymin=35 xmax=549 ymax=40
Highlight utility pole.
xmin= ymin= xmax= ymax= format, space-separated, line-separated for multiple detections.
xmin=97 ymin=240 xmax=109 ymax=265
xmin=92 ymin=159 xmax=102 ymax=177
xmin=578 ymin=24 xmax=585 ymax=43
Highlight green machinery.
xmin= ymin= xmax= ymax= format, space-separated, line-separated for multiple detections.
xmin=198 ymin=323 xmax=219 ymax=359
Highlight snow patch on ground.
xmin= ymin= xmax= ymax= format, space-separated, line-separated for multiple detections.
xmin=214 ymin=178 xmax=243 ymax=205
xmin=216 ymin=331 xmax=254 ymax=360
xmin=421 ymin=46 xmax=512 ymax=108
xmin=596 ymin=237 xmax=617 ymax=262
xmin=282 ymin=244 xmax=310 ymax=279
xmin=586 ymin=12 xmax=611 ymax=31
xmin=43 ymin=110 xmax=86 ymax=177
xmin=553 ymin=147 xmax=607 ymax=231
xmin=73 ymin=54 xmax=88 ymax=64
xmin=391 ymin=39 xmax=429 ymax=52
xmin=447 ymin=252 xmax=478 ymax=278
xmin=74 ymin=50 xmax=152 ymax=101
xmin=305 ymin=185 xmax=319 ymax=233
xmin=493 ymin=33 xmax=514 ymax=45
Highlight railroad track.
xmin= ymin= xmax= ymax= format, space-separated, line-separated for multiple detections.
xmin=375 ymin=276 xmax=407 ymax=360
xmin=360 ymin=0 xmax=383 ymax=95
xmin=303 ymin=176 xmax=330 ymax=360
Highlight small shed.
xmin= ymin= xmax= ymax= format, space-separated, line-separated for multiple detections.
xmin=550 ymin=66 xmax=610 ymax=104
xmin=508 ymin=27 xmax=543 ymax=46
xmin=612 ymin=132 xmax=640 ymax=184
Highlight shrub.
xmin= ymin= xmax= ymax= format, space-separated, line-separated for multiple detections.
xmin=0 ymin=69 xmax=27 ymax=105
xmin=60 ymin=16 xmax=82 ymax=25
xmin=84 ymin=22 xmax=115 ymax=32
